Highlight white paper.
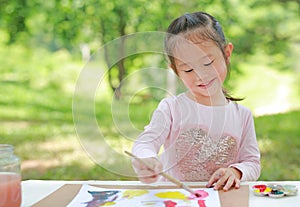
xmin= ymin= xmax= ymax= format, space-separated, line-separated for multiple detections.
xmin=67 ymin=184 xmax=221 ymax=207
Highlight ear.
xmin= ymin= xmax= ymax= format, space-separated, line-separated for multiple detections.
xmin=224 ymin=42 xmax=234 ymax=64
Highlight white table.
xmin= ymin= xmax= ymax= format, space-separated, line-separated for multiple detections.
xmin=21 ymin=180 xmax=300 ymax=207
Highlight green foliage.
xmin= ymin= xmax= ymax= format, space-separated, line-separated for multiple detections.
xmin=0 ymin=0 xmax=299 ymax=181
xmin=1 ymin=0 xmax=299 ymax=62
xmin=1 ymin=0 xmax=299 ymax=94
xmin=226 ymin=51 xmax=300 ymax=114
xmin=0 ymin=39 xmax=80 ymax=91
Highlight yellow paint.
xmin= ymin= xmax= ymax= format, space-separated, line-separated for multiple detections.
xmin=155 ymin=191 xmax=187 ymax=200
xmin=102 ymin=201 xmax=116 ymax=206
xmin=265 ymin=187 xmax=272 ymax=193
xmin=143 ymin=202 xmax=156 ymax=205
xmin=123 ymin=189 xmax=148 ymax=199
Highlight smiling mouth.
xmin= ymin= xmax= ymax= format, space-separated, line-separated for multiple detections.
xmin=198 ymin=79 xmax=215 ymax=88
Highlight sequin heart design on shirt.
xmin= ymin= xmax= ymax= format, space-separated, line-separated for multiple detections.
xmin=175 ymin=128 xmax=238 ymax=181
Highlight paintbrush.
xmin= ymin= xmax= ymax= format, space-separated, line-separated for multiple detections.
xmin=124 ymin=150 xmax=200 ymax=197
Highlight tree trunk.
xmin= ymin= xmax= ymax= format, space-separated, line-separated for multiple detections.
xmin=102 ymin=8 xmax=127 ymax=100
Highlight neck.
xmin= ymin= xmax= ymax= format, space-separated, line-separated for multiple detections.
xmin=186 ymin=91 xmax=228 ymax=106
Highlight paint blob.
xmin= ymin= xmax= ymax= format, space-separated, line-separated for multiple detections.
xmin=155 ymin=191 xmax=187 ymax=200
xmin=188 ymin=190 xmax=209 ymax=200
xmin=163 ymin=200 xmax=177 ymax=207
xmin=84 ymin=190 xmax=119 ymax=207
xmin=198 ymin=199 xmax=207 ymax=207
xmin=122 ymin=189 xmax=148 ymax=199
xmin=102 ymin=202 xmax=116 ymax=206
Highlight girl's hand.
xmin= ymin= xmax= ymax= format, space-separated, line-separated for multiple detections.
xmin=206 ymin=167 xmax=242 ymax=191
xmin=132 ymin=157 xmax=163 ymax=184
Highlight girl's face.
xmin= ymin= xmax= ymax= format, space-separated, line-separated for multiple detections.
xmin=172 ymin=38 xmax=233 ymax=105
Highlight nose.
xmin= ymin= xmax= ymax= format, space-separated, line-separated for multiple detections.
xmin=194 ymin=68 xmax=209 ymax=81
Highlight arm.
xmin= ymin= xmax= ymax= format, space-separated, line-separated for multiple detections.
xmin=207 ymin=107 xmax=260 ymax=190
xmin=132 ymin=100 xmax=172 ymax=183
xmin=229 ymin=109 xmax=261 ymax=181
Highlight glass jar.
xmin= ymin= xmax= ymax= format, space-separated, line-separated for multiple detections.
xmin=0 ymin=144 xmax=22 ymax=207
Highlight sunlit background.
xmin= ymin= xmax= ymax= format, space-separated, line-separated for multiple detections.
xmin=1 ymin=0 xmax=299 ymax=181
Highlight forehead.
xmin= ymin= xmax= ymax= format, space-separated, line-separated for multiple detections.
xmin=172 ymin=38 xmax=220 ymax=65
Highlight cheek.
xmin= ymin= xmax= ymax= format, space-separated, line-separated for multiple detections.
xmin=214 ymin=62 xmax=228 ymax=82
xmin=180 ymin=74 xmax=195 ymax=88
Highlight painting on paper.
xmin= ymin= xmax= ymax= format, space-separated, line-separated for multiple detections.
xmin=67 ymin=184 xmax=221 ymax=207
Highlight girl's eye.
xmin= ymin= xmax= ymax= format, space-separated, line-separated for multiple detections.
xmin=203 ymin=59 xmax=215 ymax=66
xmin=184 ymin=69 xmax=193 ymax=73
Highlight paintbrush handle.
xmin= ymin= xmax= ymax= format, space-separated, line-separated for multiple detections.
xmin=125 ymin=150 xmax=155 ymax=170
xmin=160 ymin=172 xmax=196 ymax=195
xmin=124 ymin=150 xmax=197 ymax=195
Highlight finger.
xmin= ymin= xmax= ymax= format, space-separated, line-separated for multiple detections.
xmin=206 ymin=171 xmax=222 ymax=188
xmin=223 ymin=175 xmax=235 ymax=191
xmin=207 ymin=170 xmax=223 ymax=187
xmin=208 ymin=168 xmax=225 ymax=187
xmin=132 ymin=159 xmax=147 ymax=171
xmin=213 ymin=178 xmax=225 ymax=190
xmin=139 ymin=168 xmax=155 ymax=177
xmin=140 ymin=175 xmax=159 ymax=184
xmin=235 ymin=178 xmax=241 ymax=189
xmin=153 ymin=161 xmax=163 ymax=174
xmin=139 ymin=169 xmax=159 ymax=184
xmin=207 ymin=174 xmax=217 ymax=188
xmin=144 ymin=157 xmax=162 ymax=172
xmin=141 ymin=172 xmax=159 ymax=183
xmin=135 ymin=157 xmax=159 ymax=172
xmin=213 ymin=172 xmax=229 ymax=190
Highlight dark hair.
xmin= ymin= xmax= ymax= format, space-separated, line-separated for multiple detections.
xmin=164 ymin=12 xmax=243 ymax=102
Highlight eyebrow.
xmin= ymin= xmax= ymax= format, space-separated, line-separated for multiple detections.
xmin=178 ymin=54 xmax=213 ymax=67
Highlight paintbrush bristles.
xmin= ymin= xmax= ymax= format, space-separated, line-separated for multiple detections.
xmin=124 ymin=150 xmax=198 ymax=196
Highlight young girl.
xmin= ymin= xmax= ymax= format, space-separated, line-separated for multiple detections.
xmin=132 ymin=11 xmax=260 ymax=191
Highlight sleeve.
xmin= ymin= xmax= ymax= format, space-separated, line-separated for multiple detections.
xmin=230 ymin=109 xmax=261 ymax=181
xmin=132 ymin=99 xmax=172 ymax=159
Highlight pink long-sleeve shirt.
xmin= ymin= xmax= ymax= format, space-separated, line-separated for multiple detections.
xmin=132 ymin=93 xmax=260 ymax=181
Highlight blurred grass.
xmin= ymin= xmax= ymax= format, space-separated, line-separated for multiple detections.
xmin=1 ymin=77 xmax=299 ymax=181
xmin=255 ymin=110 xmax=300 ymax=180
xmin=1 ymin=43 xmax=300 ymax=181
